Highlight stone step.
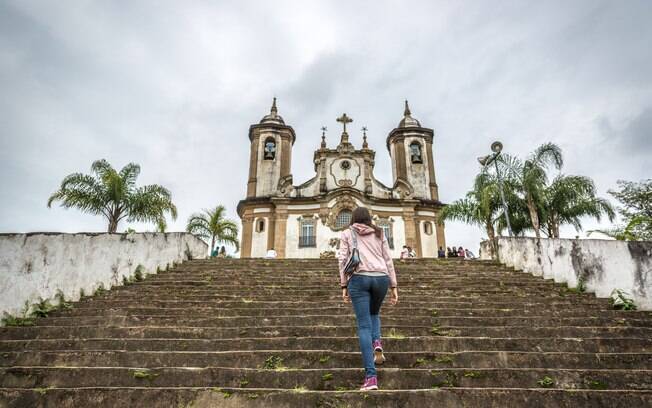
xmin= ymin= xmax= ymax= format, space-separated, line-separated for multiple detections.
xmin=68 ymin=299 xmax=610 ymax=310
xmin=3 ymin=325 xmax=650 ymax=341
xmin=3 ymin=387 xmax=650 ymax=408
xmin=9 ymin=385 xmax=652 ymax=408
xmin=4 ymin=350 xmax=650 ymax=370
xmin=50 ymin=306 xmax=649 ymax=318
xmin=2 ymin=366 xmax=650 ymax=390
xmin=92 ymin=292 xmax=598 ymax=303
xmin=28 ymin=315 xmax=652 ymax=328
xmin=2 ymin=336 xmax=650 ymax=353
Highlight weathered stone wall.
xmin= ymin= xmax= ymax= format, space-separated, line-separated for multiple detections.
xmin=480 ymin=237 xmax=652 ymax=310
xmin=0 ymin=232 xmax=208 ymax=320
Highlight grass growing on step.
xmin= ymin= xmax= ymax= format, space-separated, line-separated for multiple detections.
xmin=413 ymin=358 xmax=427 ymax=367
xmin=54 ymin=290 xmax=72 ymax=310
xmin=319 ymin=356 xmax=331 ymax=364
xmin=434 ymin=356 xmax=454 ymax=365
xmin=537 ymin=376 xmax=555 ymax=388
xmin=262 ymin=355 xmax=284 ymax=370
xmin=292 ymin=385 xmax=308 ymax=393
xmin=34 ymin=386 xmax=53 ymax=395
xmin=239 ymin=379 xmax=249 ymax=387
xmin=2 ymin=301 xmax=35 ymax=326
xmin=587 ymin=379 xmax=607 ymax=390
xmin=134 ymin=265 xmax=145 ymax=282
xmin=31 ymin=297 xmax=56 ymax=317
xmin=93 ymin=283 xmax=107 ymax=297
xmin=430 ymin=309 xmax=438 ymax=317
xmin=431 ymin=371 xmax=457 ymax=387
xmin=463 ymin=371 xmax=482 ymax=379
xmin=322 ymin=373 xmax=334 ymax=381
xmin=241 ymin=298 xmax=254 ymax=303
xmin=610 ymin=289 xmax=637 ymax=311
xmin=247 ymin=393 xmax=258 ymax=399
xmin=132 ymin=369 xmax=159 ymax=381
xmin=386 ymin=328 xmax=406 ymax=339
xmin=211 ymin=387 xmax=232 ymax=399
xmin=2 ymin=291 xmax=74 ymax=326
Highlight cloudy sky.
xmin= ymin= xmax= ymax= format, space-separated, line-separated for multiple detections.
xmin=1 ymin=0 xmax=650 ymax=253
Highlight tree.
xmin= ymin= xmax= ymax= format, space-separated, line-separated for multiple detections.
xmin=504 ymin=143 xmax=563 ymax=238
xmin=439 ymin=172 xmax=503 ymax=242
xmin=186 ymin=205 xmax=240 ymax=254
xmin=590 ymin=179 xmax=652 ymax=241
xmin=47 ymin=159 xmax=177 ymax=233
xmin=541 ymin=175 xmax=615 ymax=238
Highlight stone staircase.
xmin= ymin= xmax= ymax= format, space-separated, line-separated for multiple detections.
xmin=1 ymin=258 xmax=651 ymax=407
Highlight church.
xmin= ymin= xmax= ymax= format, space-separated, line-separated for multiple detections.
xmin=237 ymin=99 xmax=446 ymax=258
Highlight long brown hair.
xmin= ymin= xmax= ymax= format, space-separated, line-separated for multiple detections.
xmin=350 ymin=207 xmax=383 ymax=238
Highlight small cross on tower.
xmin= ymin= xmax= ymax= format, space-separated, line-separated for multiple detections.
xmin=336 ymin=113 xmax=353 ymax=134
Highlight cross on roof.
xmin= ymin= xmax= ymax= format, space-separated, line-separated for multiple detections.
xmin=336 ymin=113 xmax=353 ymax=133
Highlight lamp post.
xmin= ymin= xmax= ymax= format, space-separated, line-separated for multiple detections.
xmin=478 ymin=141 xmax=513 ymax=237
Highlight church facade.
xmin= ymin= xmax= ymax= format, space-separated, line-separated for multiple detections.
xmin=237 ymin=99 xmax=446 ymax=258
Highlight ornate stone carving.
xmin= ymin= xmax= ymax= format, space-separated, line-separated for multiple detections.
xmin=277 ymin=175 xmax=294 ymax=197
xmin=326 ymin=195 xmax=357 ymax=231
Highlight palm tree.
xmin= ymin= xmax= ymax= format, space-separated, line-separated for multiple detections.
xmin=500 ymin=143 xmax=563 ymax=238
xmin=47 ymin=159 xmax=177 ymax=233
xmin=186 ymin=205 xmax=240 ymax=254
xmin=541 ymin=175 xmax=615 ymax=238
xmin=439 ymin=172 xmax=503 ymax=242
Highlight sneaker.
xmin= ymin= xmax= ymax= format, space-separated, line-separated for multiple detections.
xmin=373 ymin=340 xmax=385 ymax=365
xmin=360 ymin=376 xmax=378 ymax=391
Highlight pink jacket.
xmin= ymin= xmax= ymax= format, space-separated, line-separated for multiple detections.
xmin=338 ymin=223 xmax=398 ymax=288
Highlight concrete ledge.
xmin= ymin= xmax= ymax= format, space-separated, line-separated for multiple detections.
xmin=480 ymin=237 xmax=652 ymax=310
xmin=0 ymin=232 xmax=208 ymax=320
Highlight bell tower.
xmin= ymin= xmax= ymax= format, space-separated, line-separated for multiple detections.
xmin=246 ymin=98 xmax=296 ymax=198
xmin=386 ymin=101 xmax=439 ymax=200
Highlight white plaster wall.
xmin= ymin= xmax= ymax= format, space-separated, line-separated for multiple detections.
xmin=480 ymin=237 xmax=652 ymax=310
xmin=255 ymin=133 xmax=281 ymax=197
xmin=419 ymin=220 xmax=438 ymax=258
xmin=404 ymin=137 xmax=431 ymax=199
xmin=389 ymin=217 xmax=406 ymax=258
xmin=0 ymin=233 xmax=208 ymax=321
xmin=284 ymin=214 xmax=407 ymax=259
xmin=251 ymin=217 xmax=269 ymax=257
xmin=285 ymin=214 xmax=339 ymax=258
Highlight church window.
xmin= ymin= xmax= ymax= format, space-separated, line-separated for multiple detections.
xmin=424 ymin=221 xmax=433 ymax=235
xmin=299 ymin=219 xmax=316 ymax=247
xmin=335 ymin=210 xmax=352 ymax=230
xmin=409 ymin=142 xmax=423 ymax=163
xmin=263 ymin=137 xmax=276 ymax=160
xmin=377 ymin=219 xmax=394 ymax=249
xmin=255 ymin=219 xmax=265 ymax=233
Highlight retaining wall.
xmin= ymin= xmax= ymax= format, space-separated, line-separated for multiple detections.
xmin=0 ymin=232 xmax=207 ymax=320
xmin=480 ymin=237 xmax=652 ymax=310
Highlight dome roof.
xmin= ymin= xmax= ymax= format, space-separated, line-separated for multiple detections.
xmin=398 ymin=100 xmax=421 ymax=128
xmin=260 ymin=97 xmax=285 ymax=125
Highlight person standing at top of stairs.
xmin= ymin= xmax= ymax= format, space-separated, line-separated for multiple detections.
xmin=338 ymin=207 xmax=399 ymax=391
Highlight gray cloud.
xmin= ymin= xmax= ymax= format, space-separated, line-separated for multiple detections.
xmin=1 ymin=0 xmax=651 ymax=252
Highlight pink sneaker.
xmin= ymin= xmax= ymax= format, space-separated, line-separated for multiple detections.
xmin=360 ymin=376 xmax=378 ymax=391
xmin=373 ymin=340 xmax=385 ymax=365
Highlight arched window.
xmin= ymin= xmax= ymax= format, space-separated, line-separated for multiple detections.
xmin=255 ymin=219 xmax=265 ymax=233
xmin=409 ymin=141 xmax=423 ymax=163
xmin=263 ymin=137 xmax=276 ymax=160
xmin=424 ymin=221 xmax=433 ymax=235
xmin=335 ymin=210 xmax=352 ymax=230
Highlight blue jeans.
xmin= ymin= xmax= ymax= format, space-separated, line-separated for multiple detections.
xmin=347 ymin=274 xmax=390 ymax=378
